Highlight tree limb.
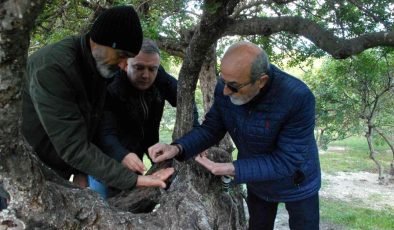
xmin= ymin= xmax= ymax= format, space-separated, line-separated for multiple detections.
xmin=173 ymin=0 xmax=240 ymax=139
xmin=231 ymin=0 xmax=266 ymax=18
xmin=225 ymin=16 xmax=394 ymax=59
xmin=157 ymin=36 xmax=187 ymax=58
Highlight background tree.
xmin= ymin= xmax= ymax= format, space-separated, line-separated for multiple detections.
xmin=304 ymin=49 xmax=394 ymax=181
xmin=304 ymin=60 xmax=364 ymax=149
xmin=1 ymin=0 xmax=394 ymax=228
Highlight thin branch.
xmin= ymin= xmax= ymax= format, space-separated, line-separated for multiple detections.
xmin=231 ymin=0 xmax=298 ymax=18
xmin=375 ymin=127 xmax=394 ymax=154
xmin=231 ymin=0 xmax=267 ymax=18
xmin=347 ymin=0 xmax=392 ymax=31
xmin=292 ymin=1 xmax=324 ymax=21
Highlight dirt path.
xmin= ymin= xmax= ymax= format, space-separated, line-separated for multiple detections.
xmin=320 ymin=171 xmax=394 ymax=210
xmin=273 ymin=171 xmax=394 ymax=229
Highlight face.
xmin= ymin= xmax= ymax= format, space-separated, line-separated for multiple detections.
xmin=126 ymin=52 xmax=160 ymax=90
xmin=92 ymin=45 xmax=135 ymax=79
xmin=220 ymin=56 xmax=266 ymax=105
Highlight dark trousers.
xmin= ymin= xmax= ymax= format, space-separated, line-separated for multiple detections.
xmin=247 ymin=190 xmax=319 ymax=230
xmin=0 ymin=184 xmax=8 ymax=211
xmin=0 ymin=197 xmax=7 ymax=211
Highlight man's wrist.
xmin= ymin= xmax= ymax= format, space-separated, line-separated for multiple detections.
xmin=171 ymin=143 xmax=182 ymax=155
xmin=227 ymin=163 xmax=235 ymax=176
xmin=171 ymin=143 xmax=186 ymax=161
xmin=136 ymin=175 xmax=146 ymax=187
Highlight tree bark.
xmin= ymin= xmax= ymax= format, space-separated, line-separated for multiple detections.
xmin=0 ymin=0 xmax=46 ymax=227
xmin=365 ymin=125 xmax=384 ymax=182
xmin=0 ymin=1 xmax=246 ymax=228
xmin=173 ymin=0 xmax=240 ymax=139
xmin=375 ymin=127 xmax=394 ymax=176
xmin=199 ymin=44 xmax=234 ymax=154
xmin=2 ymin=0 xmax=394 ymax=228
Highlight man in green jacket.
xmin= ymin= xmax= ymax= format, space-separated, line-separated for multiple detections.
xmin=21 ymin=6 xmax=173 ymax=191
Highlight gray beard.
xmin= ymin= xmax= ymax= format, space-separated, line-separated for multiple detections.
xmin=95 ymin=61 xmax=119 ymax=79
xmin=92 ymin=53 xmax=119 ymax=79
xmin=229 ymin=89 xmax=260 ymax=105
xmin=230 ymin=96 xmax=247 ymax=105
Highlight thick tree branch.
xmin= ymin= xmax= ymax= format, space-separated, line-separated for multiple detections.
xmin=157 ymin=36 xmax=187 ymax=58
xmin=173 ymin=0 xmax=240 ymax=139
xmin=225 ymin=16 xmax=394 ymax=59
xmin=271 ymin=0 xmax=296 ymax=4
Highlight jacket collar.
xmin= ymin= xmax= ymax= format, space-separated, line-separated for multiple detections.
xmin=79 ymin=34 xmax=103 ymax=79
xmin=245 ymin=64 xmax=276 ymax=106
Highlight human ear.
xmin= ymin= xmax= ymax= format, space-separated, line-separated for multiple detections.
xmin=258 ymin=74 xmax=269 ymax=88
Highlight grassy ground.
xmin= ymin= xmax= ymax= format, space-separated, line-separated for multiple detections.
xmin=330 ymin=136 xmax=390 ymax=151
xmin=320 ymin=136 xmax=392 ymax=174
xmin=320 ymin=199 xmax=394 ymax=230
xmin=320 ymin=136 xmax=393 ymax=230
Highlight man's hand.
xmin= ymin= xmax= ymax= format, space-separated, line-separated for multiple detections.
xmin=136 ymin=167 xmax=175 ymax=188
xmin=148 ymin=143 xmax=179 ymax=163
xmin=195 ymin=153 xmax=235 ymax=176
xmin=72 ymin=173 xmax=88 ymax=188
xmin=122 ymin=152 xmax=146 ymax=174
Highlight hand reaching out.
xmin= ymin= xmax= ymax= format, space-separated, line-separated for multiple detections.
xmin=136 ymin=167 xmax=175 ymax=188
xmin=195 ymin=152 xmax=235 ymax=176
xmin=148 ymin=143 xmax=180 ymax=163
xmin=122 ymin=152 xmax=146 ymax=174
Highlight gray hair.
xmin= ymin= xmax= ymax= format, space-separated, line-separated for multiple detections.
xmin=140 ymin=39 xmax=160 ymax=56
xmin=250 ymin=50 xmax=270 ymax=82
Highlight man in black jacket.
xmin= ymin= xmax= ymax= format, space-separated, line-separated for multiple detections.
xmin=21 ymin=6 xmax=173 ymax=192
xmin=89 ymin=39 xmax=198 ymax=197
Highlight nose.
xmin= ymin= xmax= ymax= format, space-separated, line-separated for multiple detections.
xmin=141 ymin=68 xmax=150 ymax=78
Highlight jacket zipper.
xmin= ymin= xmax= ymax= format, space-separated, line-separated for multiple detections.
xmin=139 ymin=93 xmax=148 ymax=140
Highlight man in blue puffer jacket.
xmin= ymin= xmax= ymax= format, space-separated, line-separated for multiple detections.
xmin=148 ymin=41 xmax=321 ymax=230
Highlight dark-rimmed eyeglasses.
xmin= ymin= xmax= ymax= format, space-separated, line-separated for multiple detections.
xmin=219 ymin=77 xmax=254 ymax=93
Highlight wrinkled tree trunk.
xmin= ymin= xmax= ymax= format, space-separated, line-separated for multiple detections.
xmin=199 ymin=44 xmax=234 ymax=154
xmin=173 ymin=0 xmax=239 ymax=139
xmin=316 ymin=128 xmax=326 ymax=149
xmin=365 ymin=124 xmax=384 ymax=182
xmin=108 ymin=156 xmax=246 ymax=229
xmin=1 ymin=0 xmax=246 ymax=229
xmin=168 ymin=2 xmax=246 ymax=227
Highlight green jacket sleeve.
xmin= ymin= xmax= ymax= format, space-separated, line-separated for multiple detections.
xmin=29 ymin=64 xmax=137 ymax=190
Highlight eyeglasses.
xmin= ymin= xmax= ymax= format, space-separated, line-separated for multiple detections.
xmin=219 ymin=77 xmax=254 ymax=93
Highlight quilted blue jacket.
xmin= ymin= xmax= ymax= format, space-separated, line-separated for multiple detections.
xmin=176 ymin=64 xmax=321 ymax=202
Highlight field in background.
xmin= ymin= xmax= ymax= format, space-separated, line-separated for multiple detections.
xmin=320 ymin=136 xmax=392 ymax=174
xmin=320 ymin=136 xmax=393 ymax=230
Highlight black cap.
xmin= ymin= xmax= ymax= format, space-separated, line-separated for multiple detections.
xmin=90 ymin=6 xmax=143 ymax=54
